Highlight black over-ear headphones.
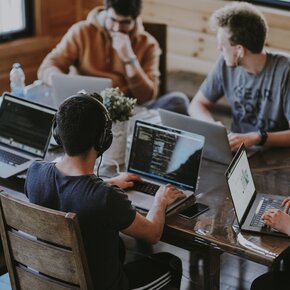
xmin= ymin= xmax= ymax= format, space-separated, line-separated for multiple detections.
xmin=52 ymin=93 xmax=113 ymax=155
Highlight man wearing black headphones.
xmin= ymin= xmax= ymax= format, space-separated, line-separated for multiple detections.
xmin=24 ymin=92 xmax=185 ymax=289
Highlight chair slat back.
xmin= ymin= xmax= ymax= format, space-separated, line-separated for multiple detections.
xmin=0 ymin=192 xmax=72 ymax=246
xmin=143 ymin=22 xmax=167 ymax=96
xmin=0 ymin=192 xmax=92 ymax=290
xmin=16 ymin=266 xmax=79 ymax=290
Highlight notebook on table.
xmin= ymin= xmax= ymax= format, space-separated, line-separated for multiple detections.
xmin=225 ymin=144 xmax=288 ymax=238
xmin=50 ymin=74 xmax=112 ymax=108
xmin=126 ymin=120 xmax=205 ymax=213
xmin=0 ymin=92 xmax=56 ymax=178
xmin=159 ymin=109 xmax=232 ymax=165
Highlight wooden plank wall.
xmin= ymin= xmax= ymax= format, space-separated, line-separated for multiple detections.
xmin=141 ymin=0 xmax=290 ymax=74
xmin=1 ymin=0 xmax=290 ymax=92
xmin=0 ymin=0 xmax=101 ymax=92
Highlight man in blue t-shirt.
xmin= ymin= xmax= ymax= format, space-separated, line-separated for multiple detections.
xmin=188 ymin=2 xmax=290 ymax=151
xmin=25 ymin=92 xmax=185 ymax=289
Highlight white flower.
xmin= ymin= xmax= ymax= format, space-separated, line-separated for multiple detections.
xmin=100 ymin=87 xmax=136 ymax=122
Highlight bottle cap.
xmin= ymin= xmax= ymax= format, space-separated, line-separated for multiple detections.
xmin=13 ymin=63 xmax=21 ymax=69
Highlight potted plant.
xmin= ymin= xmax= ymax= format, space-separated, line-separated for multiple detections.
xmin=100 ymin=87 xmax=136 ymax=165
xmin=101 ymin=87 xmax=136 ymax=122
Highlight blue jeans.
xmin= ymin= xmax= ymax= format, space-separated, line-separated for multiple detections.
xmin=145 ymin=91 xmax=189 ymax=115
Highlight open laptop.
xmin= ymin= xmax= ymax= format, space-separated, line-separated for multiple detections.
xmin=51 ymin=74 xmax=112 ymax=108
xmin=225 ymin=144 xmax=288 ymax=237
xmin=126 ymin=120 xmax=205 ymax=213
xmin=159 ymin=109 xmax=232 ymax=165
xmin=0 ymin=93 xmax=56 ymax=178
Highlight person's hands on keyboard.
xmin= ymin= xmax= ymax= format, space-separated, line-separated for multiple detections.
xmin=107 ymin=172 xmax=142 ymax=189
xmin=155 ymin=184 xmax=186 ymax=208
xmin=282 ymin=197 xmax=290 ymax=214
xmin=262 ymin=207 xmax=290 ymax=236
xmin=131 ymin=180 xmax=160 ymax=195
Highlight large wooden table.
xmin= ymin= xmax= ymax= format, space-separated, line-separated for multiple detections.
xmin=0 ymin=98 xmax=289 ymax=290
xmin=162 ymin=147 xmax=290 ymax=290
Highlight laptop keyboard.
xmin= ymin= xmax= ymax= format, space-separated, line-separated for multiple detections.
xmin=250 ymin=198 xmax=282 ymax=227
xmin=132 ymin=181 xmax=160 ymax=196
xmin=0 ymin=148 xmax=29 ymax=166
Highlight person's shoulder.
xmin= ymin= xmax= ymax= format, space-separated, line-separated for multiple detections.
xmin=68 ymin=19 xmax=99 ymax=34
xmin=28 ymin=161 xmax=53 ymax=172
xmin=86 ymin=176 xmax=131 ymax=206
xmin=140 ymin=30 xmax=159 ymax=46
xmin=88 ymin=175 xmax=122 ymax=194
xmin=89 ymin=175 xmax=110 ymax=189
xmin=216 ymin=55 xmax=226 ymax=66
xmin=26 ymin=161 xmax=55 ymax=185
xmin=134 ymin=19 xmax=160 ymax=47
xmin=210 ymin=55 xmax=227 ymax=73
xmin=268 ymin=51 xmax=290 ymax=66
xmin=67 ymin=7 xmax=105 ymax=36
xmin=92 ymin=176 xmax=129 ymax=198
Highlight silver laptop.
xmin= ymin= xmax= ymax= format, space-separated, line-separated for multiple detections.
xmin=51 ymin=74 xmax=112 ymax=108
xmin=159 ymin=109 xmax=232 ymax=165
xmin=126 ymin=120 xmax=205 ymax=213
xmin=0 ymin=93 xmax=56 ymax=178
xmin=225 ymin=144 xmax=288 ymax=238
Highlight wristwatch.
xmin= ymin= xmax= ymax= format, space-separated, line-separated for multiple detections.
xmin=122 ymin=55 xmax=137 ymax=65
xmin=257 ymin=130 xmax=268 ymax=146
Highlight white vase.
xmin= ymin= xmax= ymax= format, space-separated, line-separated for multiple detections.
xmin=102 ymin=120 xmax=128 ymax=166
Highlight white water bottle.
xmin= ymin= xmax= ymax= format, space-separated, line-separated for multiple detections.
xmin=10 ymin=63 xmax=25 ymax=97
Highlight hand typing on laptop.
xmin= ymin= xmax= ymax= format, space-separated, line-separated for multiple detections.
xmin=228 ymin=132 xmax=261 ymax=152
xmin=154 ymin=184 xmax=186 ymax=208
xmin=107 ymin=173 xmax=186 ymax=206
xmin=282 ymin=197 xmax=290 ymax=213
xmin=262 ymin=197 xmax=290 ymax=235
xmin=106 ymin=172 xmax=142 ymax=189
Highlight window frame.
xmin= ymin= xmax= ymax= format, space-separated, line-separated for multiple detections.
xmin=244 ymin=0 xmax=290 ymax=10
xmin=0 ymin=0 xmax=34 ymax=42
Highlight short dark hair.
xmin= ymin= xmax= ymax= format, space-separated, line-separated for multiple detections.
xmin=56 ymin=93 xmax=106 ymax=156
xmin=105 ymin=0 xmax=142 ymax=19
xmin=210 ymin=2 xmax=268 ymax=53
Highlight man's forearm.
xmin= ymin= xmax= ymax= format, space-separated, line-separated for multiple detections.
xmin=126 ymin=62 xmax=157 ymax=104
xmin=188 ymin=100 xmax=215 ymax=123
xmin=266 ymin=130 xmax=290 ymax=147
xmin=145 ymin=198 xmax=167 ymax=242
xmin=187 ymin=91 xmax=217 ymax=122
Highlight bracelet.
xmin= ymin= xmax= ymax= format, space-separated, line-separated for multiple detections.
xmin=257 ymin=130 xmax=268 ymax=146
xmin=123 ymin=56 xmax=137 ymax=65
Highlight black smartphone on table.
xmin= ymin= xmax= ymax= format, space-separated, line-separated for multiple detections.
xmin=178 ymin=202 xmax=209 ymax=219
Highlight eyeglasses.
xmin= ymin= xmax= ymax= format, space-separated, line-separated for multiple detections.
xmin=107 ymin=16 xmax=134 ymax=27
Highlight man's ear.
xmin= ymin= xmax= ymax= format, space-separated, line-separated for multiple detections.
xmin=237 ymin=45 xmax=245 ymax=58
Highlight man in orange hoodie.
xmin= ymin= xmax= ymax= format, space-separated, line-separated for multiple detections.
xmin=38 ymin=0 xmax=189 ymax=113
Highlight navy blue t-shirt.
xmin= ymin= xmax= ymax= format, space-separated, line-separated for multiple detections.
xmin=24 ymin=161 xmax=136 ymax=289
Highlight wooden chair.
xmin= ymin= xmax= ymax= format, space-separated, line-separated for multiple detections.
xmin=143 ymin=22 xmax=167 ymax=96
xmin=0 ymin=191 xmax=93 ymax=290
xmin=0 ymin=241 xmax=7 ymax=275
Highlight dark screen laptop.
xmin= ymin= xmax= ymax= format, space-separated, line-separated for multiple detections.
xmin=159 ymin=109 xmax=232 ymax=165
xmin=225 ymin=144 xmax=288 ymax=237
xmin=159 ymin=109 xmax=259 ymax=165
xmin=0 ymin=93 xmax=56 ymax=178
xmin=50 ymin=74 xmax=112 ymax=108
xmin=126 ymin=120 xmax=205 ymax=213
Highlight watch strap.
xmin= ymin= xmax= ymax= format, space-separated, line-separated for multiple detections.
xmin=258 ymin=130 xmax=268 ymax=146
xmin=122 ymin=55 xmax=137 ymax=65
